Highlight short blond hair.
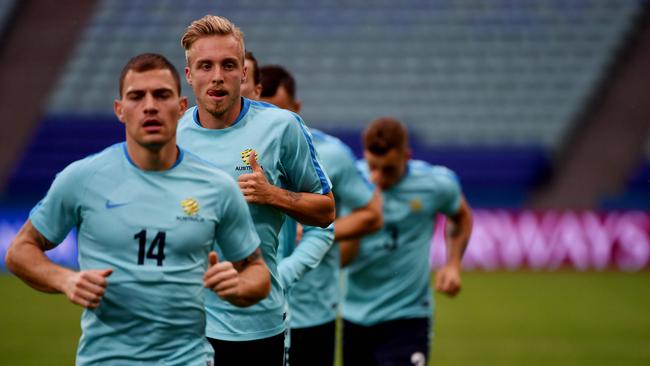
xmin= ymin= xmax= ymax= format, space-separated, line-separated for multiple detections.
xmin=181 ymin=15 xmax=245 ymax=62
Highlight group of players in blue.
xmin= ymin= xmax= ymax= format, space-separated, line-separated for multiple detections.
xmin=5 ymin=15 xmax=473 ymax=366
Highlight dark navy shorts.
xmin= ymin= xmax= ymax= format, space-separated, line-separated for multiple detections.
xmin=343 ymin=317 xmax=430 ymax=366
xmin=288 ymin=320 xmax=336 ymax=366
xmin=208 ymin=331 xmax=285 ymax=366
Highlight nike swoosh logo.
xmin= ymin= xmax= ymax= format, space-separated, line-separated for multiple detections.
xmin=105 ymin=200 xmax=129 ymax=209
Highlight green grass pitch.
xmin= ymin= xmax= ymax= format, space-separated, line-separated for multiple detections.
xmin=1 ymin=271 xmax=649 ymax=365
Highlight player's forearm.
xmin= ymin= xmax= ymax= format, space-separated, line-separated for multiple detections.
xmin=444 ymin=198 xmax=473 ymax=267
xmin=339 ymin=238 xmax=361 ymax=267
xmin=230 ymin=261 xmax=271 ymax=307
xmin=334 ymin=209 xmax=381 ymax=241
xmin=334 ymin=191 xmax=383 ymax=241
xmin=268 ymin=187 xmax=335 ymax=228
xmin=278 ymin=224 xmax=334 ymax=289
xmin=5 ymin=237 xmax=72 ymax=294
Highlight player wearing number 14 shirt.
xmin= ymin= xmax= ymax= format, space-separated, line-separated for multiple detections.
xmin=5 ymin=53 xmax=269 ymax=365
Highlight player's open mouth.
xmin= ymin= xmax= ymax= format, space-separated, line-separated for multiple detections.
xmin=143 ymin=119 xmax=163 ymax=132
xmin=207 ymin=89 xmax=227 ymax=100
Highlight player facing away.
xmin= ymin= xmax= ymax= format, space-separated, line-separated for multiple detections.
xmin=4 ymin=53 xmax=270 ymax=366
xmin=258 ymin=64 xmax=384 ymax=366
xmin=176 ymin=15 xmax=335 ymax=365
xmin=341 ymin=117 xmax=473 ymax=366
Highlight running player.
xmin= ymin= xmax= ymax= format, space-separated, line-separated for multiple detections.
xmin=4 ymin=53 xmax=269 ymax=365
xmin=259 ymin=64 xmax=383 ymax=366
xmin=342 ymin=117 xmax=473 ymax=366
xmin=176 ymin=15 xmax=335 ymax=365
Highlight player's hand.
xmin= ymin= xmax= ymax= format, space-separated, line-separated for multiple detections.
xmin=435 ymin=264 xmax=462 ymax=297
xmin=238 ymin=151 xmax=276 ymax=205
xmin=62 ymin=268 xmax=112 ymax=309
xmin=204 ymin=251 xmax=241 ymax=301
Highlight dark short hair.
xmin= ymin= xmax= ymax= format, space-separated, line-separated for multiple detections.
xmin=260 ymin=64 xmax=296 ymax=99
xmin=363 ymin=117 xmax=409 ymax=155
xmin=119 ymin=53 xmax=181 ymax=97
xmin=245 ymin=51 xmax=261 ymax=86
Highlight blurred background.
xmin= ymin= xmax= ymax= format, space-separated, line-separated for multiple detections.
xmin=0 ymin=1 xmax=649 ymax=365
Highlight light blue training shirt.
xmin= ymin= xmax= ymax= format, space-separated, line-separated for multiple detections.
xmin=343 ymin=159 xmax=462 ymax=326
xmin=176 ymin=98 xmax=331 ymax=341
xmin=30 ymin=143 xmax=260 ymax=365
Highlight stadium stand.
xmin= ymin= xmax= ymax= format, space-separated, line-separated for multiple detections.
xmin=4 ymin=0 xmax=647 ymax=208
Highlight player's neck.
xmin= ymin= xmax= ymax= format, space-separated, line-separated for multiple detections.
xmin=125 ymin=140 xmax=179 ymax=171
xmin=197 ymin=98 xmax=243 ymax=129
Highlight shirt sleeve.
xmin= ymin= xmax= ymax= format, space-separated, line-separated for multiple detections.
xmin=29 ymin=163 xmax=84 ymax=245
xmin=330 ymin=143 xmax=374 ymax=210
xmin=432 ymin=166 xmax=462 ymax=216
xmin=277 ymin=222 xmax=334 ymax=290
xmin=279 ymin=114 xmax=332 ymax=195
xmin=214 ymin=176 xmax=261 ymax=262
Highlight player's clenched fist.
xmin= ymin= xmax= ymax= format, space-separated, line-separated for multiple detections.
xmin=62 ymin=269 xmax=113 ymax=309
xmin=237 ymin=151 xmax=276 ymax=205
xmin=204 ymin=252 xmax=241 ymax=303
xmin=434 ymin=264 xmax=462 ymax=297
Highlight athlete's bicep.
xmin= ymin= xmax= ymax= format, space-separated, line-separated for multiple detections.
xmin=14 ymin=220 xmax=56 ymax=252
xmin=5 ymin=220 xmax=57 ymax=276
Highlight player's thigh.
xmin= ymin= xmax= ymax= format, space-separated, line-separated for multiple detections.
xmin=375 ymin=318 xmax=430 ymax=366
xmin=209 ymin=332 xmax=285 ymax=366
xmin=289 ymin=321 xmax=336 ymax=366
xmin=342 ymin=320 xmax=377 ymax=366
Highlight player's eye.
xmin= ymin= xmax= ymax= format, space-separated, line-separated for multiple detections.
xmin=126 ymin=92 xmax=144 ymax=100
xmin=155 ymin=90 xmax=173 ymax=99
xmin=223 ymin=62 xmax=235 ymax=71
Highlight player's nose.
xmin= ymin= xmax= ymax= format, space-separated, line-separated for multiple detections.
xmin=143 ymin=93 xmax=158 ymax=114
xmin=210 ymin=68 xmax=225 ymax=84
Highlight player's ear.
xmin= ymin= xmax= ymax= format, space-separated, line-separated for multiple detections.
xmin=404 ymin=147 xmax=412 ymax=160
xmin=253 ymin=84 xmax=262 ymax=100
xmin=185 ymin=66 xmax=192 ymax=86
xmin=242 ymin=61 xmax=248 ymax=83
xmin=242 ymin=63 xmax=248 ymax=84
xmin=293 ymin=99 xmax=302 ymax=114
xmin=178 ymin=96 xmax=188 ymax=116
xmin=114 ymin=99 xmax=126 ymax=124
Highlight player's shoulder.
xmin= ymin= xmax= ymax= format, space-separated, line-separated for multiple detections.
xmin=177 ymin=106 xmax=198 ymax=130
xmin=311 ymin=128 xmax=344 ymax=148
xmin=311 ymin=128 xmax=353 ymax=155
xmin=59 ymin=143 xmax=123 ymax=178
xmin=408 ymin=160 xmax=460 ymax=188
xmin=247 ymin=99 xmax=304 ymax=128
xmin=355 ymin=159 xmax=371 ymax=176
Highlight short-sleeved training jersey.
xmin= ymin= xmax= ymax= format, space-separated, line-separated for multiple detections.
xmin=30 ymin=143 xmax=260 ymax=365
xmin=177 ymin=98 xmax=331 ymax=341
xmin=343 ymin=160 xmax=462 ymax=326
